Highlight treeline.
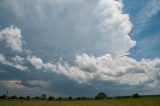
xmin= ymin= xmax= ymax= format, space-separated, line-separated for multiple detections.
xmin=0 ymin=94 xmax=93 ymax=100
xmin=0 ymin=92 xmax=158 ymax=100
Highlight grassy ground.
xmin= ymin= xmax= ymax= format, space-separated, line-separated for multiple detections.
xmin=0 ymin=97 xmax=160 ymax=106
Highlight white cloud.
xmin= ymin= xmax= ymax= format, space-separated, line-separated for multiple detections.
xmin=78 ymin=54 xmax=160 ymax=85
xmin=0 ymin=25 xmax=23 ymax=52
xmin=12 ymin=55 xmax=25 ymax=64
xmin=27 ymin=53 xmax=160 ymax=86
xmin=94 ymin=0 xmax=136 ymax=56
xmin=12 ymin=64 xmax=27 ymax=71
xmin=27 ymin=55 xmax=57 ymax=71
xmin=0 ymin=54 xmax=28 ymax=71
xmin=27 ymin=55 xmax=44 ymax=70
xmin=27 ymin=55 xmax=94 ymax=84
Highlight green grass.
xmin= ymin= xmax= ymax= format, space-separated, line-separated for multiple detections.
xmin=0 ymin=97 xmax=160 ymax=106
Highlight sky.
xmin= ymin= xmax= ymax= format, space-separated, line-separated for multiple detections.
xmin=0 ymin=0 xmax=160 ymax=97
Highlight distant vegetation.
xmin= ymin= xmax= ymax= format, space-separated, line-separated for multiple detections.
xmin=1 ymin=92 xmax=160 ymax=106
xmin=0 ymin=92 xmax=159 ymax=101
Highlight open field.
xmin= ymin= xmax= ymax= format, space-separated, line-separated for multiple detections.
xmin=0 ymin=97 xmax=160 ymax=106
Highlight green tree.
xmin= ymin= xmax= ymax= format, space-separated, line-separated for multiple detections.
xmin=48 ymin=96 xmax=55 ymax=101
xmin=68 ymin=96 xmax=72 ymax=100
xmin=19 ymin=96 xmax=25 ymax=99
xmin=26 ymin=96 xmax=31 ymax=100
xmin=132 ymin=93 xmax=140 ymax=98
xmin=58 ymin=97 xmax=62 ymax=100
xmin=11 ymin=95 xmax=17 ymax=99
xmin=41 ymin=94 xmax=47 ymax=100
xmin=0 ymin=94 xmax=7 ymax=99
xmin=95 ymin=92 xmax=107 ymax=99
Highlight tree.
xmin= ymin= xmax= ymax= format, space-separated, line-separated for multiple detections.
xmin=132 ymin=93 xmax=140 ymax=98
xmin=68 ymin=96 xmax=72 ymax=100
xmin=41 ymin=94 xmax=47 ymax=100
xmin=11 ymin=95 xmax=17 ymax=99
xmin=48 ymin=96 xmax=55 ymax=101
xmin=95 ymin=92 xmax=107 ymax=99
xmin=26 ymin=96 xmax=31 ymax=100
xmin=80 ymin=97 xmax=87 ymax=100
xmin=19 ymin=96 xmax=25 ymax=99
xmin=76 ymin=97 xmax=81 ymax=100
xmin=58 ymin=97 xmax=62 ymax=100
xmin=33 ymin=96 xmax=41 ymax=100
xmin=0 ymin=94 xmax=7 ymax=99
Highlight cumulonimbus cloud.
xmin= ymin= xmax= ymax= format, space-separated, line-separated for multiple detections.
xmin=0 ymin=0 xmax=159 ymax=96
xmin=2 ymin=0 xmax=135 ymax=57
xmin=1 ymin=0 xmax=159 ymax=87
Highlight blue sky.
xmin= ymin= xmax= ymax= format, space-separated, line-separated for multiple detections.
xmin=0 ymin=0 xmax=160 ymax=97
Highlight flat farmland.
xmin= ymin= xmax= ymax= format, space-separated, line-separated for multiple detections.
xmin=0 ymin=97 xmax=160 ymax=106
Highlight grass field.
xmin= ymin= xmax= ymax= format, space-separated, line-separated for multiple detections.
xmin=0 ymin=97 xmax=160 ymax=106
